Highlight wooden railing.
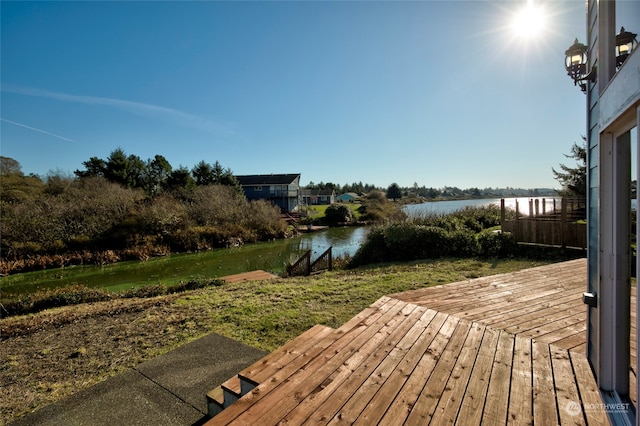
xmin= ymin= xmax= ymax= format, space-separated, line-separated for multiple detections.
xmin=310 ymin=247 xmax=332 ymax=273
xmin=287 ymin=247 xmax=333 ymax=277
xmin=501 ymin=198 xmax=587 ymax=249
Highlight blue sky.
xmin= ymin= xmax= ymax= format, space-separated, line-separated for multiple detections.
xmin=1 ymin=1 xmax=638 ymax=189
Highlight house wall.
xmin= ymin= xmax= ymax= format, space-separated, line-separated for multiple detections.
xmin=586 ymin=0 xmax=640 ymax=409
xmin=239 ymin=176 xmax=301 ymax=212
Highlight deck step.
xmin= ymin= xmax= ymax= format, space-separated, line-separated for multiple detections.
xmin=206 ymin=324 xmax=336 ymax=418
xmin=206 ymin=387 xmax=225 ymax=417
xmin=206 ymin=377 xmax=242 ymax=416
xmin=237 ymin=324 xmax=336 ymax=389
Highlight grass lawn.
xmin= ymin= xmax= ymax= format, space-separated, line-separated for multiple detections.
xmin=302 ymin=203 xmax=362 ymax=221
xmin=0 ymin=257 xmax=556 ymax=422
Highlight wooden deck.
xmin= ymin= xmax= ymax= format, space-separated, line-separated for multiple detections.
xmin=206 ymin=259 xmax=636 ymax=425
xmin=220 ymin=270 xmax=279 ymax=284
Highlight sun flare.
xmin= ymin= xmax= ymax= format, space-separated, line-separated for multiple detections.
xmin=511 ymin=1 xmax=547 ymax=40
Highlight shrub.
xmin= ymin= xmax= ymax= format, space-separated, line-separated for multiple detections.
xmin=448 ymin=229 xmax=480 ymax=257
xmin=348 ymin=206 xmax=520 ymax=267
xmin=477 ymin=231 xmax=518 ymax=257
xmin=324 ymin=204 xmax=354 ymax=226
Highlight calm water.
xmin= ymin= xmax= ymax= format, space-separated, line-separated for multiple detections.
xmin=403 ymin=197 xmax=565 ymax=217
xmin=1 ymin=226 xmax=370 ymax=295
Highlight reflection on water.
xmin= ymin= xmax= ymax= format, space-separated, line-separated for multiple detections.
xmin=403 ymin=197 xmax=569 ymax=217
xmin=1 ymin=226 xmax=370 ymax=295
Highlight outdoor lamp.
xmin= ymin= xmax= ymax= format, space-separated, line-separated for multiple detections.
xmin=615 ymin=26 xmax=638 ymax=69
xmin=564 ymin=38 xmax=593 ymax=92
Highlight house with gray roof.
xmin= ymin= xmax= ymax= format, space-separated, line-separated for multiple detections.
xmin=235 ymin=174 xmax=301 ymax=212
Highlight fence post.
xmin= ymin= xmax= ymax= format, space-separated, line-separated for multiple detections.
xmin=500 ymin=199 xmax=505 ymax=226
xmin=561 ymin=198 xmax=567 ymax=249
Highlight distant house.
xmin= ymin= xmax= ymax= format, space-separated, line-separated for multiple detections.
xmin=300 ymin=188 xmax=335 ymax=205
xmin=235 ymin=174 xmax=301 ymax=212
xmin=336 ymin=192 xmax=359 ymax=203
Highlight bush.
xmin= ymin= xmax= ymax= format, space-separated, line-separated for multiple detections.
xmin=324 ymin=204 xmax=354 ymax=226
xmin=477 ymin=231 xmax=517 ymax=257
xmin=348 ymin=206 xmax=520 ymax=267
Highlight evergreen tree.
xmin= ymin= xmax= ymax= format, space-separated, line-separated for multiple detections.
xmin=552 ymin=137 xmax=586 ymax=197
xmin=387 ymin=183 xmax=402 ymax=201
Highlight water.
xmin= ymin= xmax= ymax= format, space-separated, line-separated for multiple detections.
xmin=0 ymin=226 xmax=370 ymax=295
xmin=403 ymin=197 xmax=565 ymax=217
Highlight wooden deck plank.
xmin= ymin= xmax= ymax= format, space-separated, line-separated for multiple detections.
xmin=481 ymin=330 xmax=515 ymax=425
xmin=462 ymin=289 xmax=581 ymax=324
xmin=399 ymin=260 xmax=583 ymax=300
xmin=249 ymin=301 xmax=419 ymax=424
xmin=485 ymin=295 xmax=582 ymax=331
xmin=403 ymin=319 xmax=473 ymax=424
xmin=292 ymin=308 xmax=443 ymax=425
xmin=531 ymin=339 xmax=558 ymax=425
xmin=236 ymin=324 xmax=333 ymax=390
xmin=331 ymin=308 xmax=442 ymax=425
xmin=515 ymin=312 xmax=585 ymax=342
xmin=405 ymin=279 xmax=573 ymax=316
xmin=378 ymin=314 xmax=461 ymax=426
xmin=456 ymin=327 xmax=501 ymax=425
xmin=550 ymin=345 xmax=585 ymax=425
xmin=569 ymin=350 xmax=610 ymax=425
xmin=239 ymin=297 xmax=393 ymax=387
xmin=428 ymin=322 xmax=486 ymax=425
xmin=220 ymin=270 xmax=278 ymax=283
xmin=507 ymin=335 xmax=533 ymax=425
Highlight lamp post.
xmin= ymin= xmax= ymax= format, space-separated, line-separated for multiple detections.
xmin=615 ymin=27 xmax=638 ymax=69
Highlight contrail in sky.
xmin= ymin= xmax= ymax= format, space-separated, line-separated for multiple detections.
xmin=1 ymin=117 xmax=80 ymax=144
xmin=2 ymin=85 xmax=232 ymax=136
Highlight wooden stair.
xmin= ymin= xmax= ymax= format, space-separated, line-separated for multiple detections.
xmin=206 ymin=323 xmax=336 ymax=417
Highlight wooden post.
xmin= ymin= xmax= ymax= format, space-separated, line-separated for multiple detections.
xmin=529 ymin=199 xmax=534 ymax=217
xmin=561 ymin=198 xmax=567 ymax=249
xmin=500 ymin=199 xmax=505 ymax=226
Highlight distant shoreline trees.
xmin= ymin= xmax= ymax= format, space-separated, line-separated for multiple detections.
xmin=74 ymin=148 xmax=241 ymax=195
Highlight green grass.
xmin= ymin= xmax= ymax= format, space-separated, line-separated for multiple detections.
xmin=302 ymin=203 xmax=362 ymax=220
xmin=170 ymin=257 xmax=551 ymax=350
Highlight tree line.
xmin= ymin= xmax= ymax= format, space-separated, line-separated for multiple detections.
xmin=74 ymin=147 xmax=241 ymax=195
xmin=307 ymin=180 xmax=557 ymax=201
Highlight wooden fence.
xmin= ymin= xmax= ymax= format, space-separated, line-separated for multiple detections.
xmin=287 ymin=247 xmax=333 ymax=277
xmin=500 ymin=198 xmax=587 ymax=249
